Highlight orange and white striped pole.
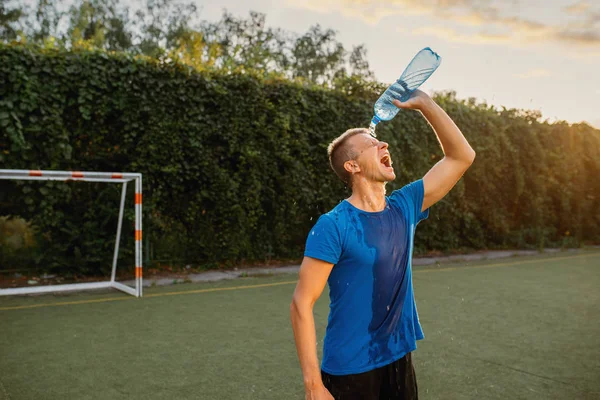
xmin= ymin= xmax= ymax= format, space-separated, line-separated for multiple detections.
xmin=135 ymin=175 xmax=143 ymax=297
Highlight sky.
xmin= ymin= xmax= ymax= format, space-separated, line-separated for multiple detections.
xmin=189 ymin=0 xmax=600 ymax=128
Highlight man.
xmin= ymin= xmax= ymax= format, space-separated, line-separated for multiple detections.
xmin=290 ymin=90 xmax=475 ymax=400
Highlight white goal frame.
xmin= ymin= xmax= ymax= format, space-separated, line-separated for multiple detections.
xmin=0 ymin=169 xmax=143 ymax=297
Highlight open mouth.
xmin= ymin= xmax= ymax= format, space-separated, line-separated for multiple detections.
xmin=380 ymin=154 xmax=393 ymax=169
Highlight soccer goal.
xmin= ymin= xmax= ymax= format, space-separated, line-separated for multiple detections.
xmin=0 ymin=169 xmax=143 ymax=297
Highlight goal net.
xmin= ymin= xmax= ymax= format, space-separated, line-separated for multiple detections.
xmin=0 ymin=169 xmax=143 ymax=297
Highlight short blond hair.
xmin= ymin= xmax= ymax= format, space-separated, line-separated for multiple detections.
xmin=327 ymin=128 xmax=369 ymax=187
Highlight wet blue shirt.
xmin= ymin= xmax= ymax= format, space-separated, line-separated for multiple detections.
xmin=304 ymin=180 xmax=429 ymax=375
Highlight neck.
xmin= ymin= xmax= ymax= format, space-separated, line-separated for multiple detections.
xmin=347 ymin=179 xmax=387 ymax=212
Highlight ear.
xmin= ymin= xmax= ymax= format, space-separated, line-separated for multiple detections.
xmin=343 ymin=160 xmax=360 ymax=174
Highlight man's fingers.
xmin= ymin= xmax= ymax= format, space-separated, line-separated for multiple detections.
xmin=393 ymin=99 xmax=411 ymax=109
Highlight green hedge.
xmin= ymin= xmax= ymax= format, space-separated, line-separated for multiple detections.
xmin=1 ymin=44 xmax=599 ymax=275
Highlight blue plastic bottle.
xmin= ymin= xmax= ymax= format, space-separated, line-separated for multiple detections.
xmin=369 ymin=47 xmax=441 ymax=136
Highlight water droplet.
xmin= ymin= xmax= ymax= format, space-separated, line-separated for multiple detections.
xmin=386 ymin=305 xmax=390 ymax=311
xmin=311 ymin=231 xmax=315 ymax=235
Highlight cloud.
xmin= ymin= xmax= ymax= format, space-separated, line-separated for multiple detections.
xmin=286 ymin=0 xmax=600 ymax=49
xmin=412 ymin=26 xmax=511 ymax=45
xmin=556 ymin=29 xmax=600 ymax=45
xmin=284 ymin=0 xmax=432 ymax=25
xmin=564 ymin=1 xmax=591 ymax=15
xmin=514 ymin=68 xmax=553 ymax=79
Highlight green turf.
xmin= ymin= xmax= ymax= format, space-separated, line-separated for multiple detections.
xmin=1 ymin=251 xmax=599 ymax=399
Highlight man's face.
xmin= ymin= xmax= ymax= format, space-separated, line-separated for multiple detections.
xmin=348 ymin=133 xmax=395 ymax=184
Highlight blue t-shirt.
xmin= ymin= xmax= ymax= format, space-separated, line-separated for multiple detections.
xmin=304 ymin=179 xmax=429 ymax=375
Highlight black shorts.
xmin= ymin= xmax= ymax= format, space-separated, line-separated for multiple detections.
xmin=321 ymin=353 xmax=418 ymax=400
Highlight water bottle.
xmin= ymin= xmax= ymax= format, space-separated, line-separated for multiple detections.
xmin=369 ymin=47 xmax=441 ymax=136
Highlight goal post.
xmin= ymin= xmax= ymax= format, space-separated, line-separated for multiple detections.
xmin=0 ymin=169 xmax=143 ymax=297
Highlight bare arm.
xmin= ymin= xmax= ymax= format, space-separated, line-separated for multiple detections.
xmin=290 ymin=256 xmax=335 ymax=400
xmin=394 ymin=90 xmax=476 ymax=211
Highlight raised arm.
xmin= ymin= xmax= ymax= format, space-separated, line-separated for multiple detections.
xmin=393 ymin=90 xmax=476 ymax=212
xmin=291 ymin=256 xmax=335 ymax=400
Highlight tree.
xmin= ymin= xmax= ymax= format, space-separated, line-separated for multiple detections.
xmin=290 ymin=24 xmax=346 ymax=85
xmin=0 ymin=0 xmax=26 ymax=41
xmin=0 ymin=1 xmax=377 ymax=85
xmin=200 ymin=12 xmax=375 ymax=85
xmin=199 ymin=11 xmax=288 ymax=74
xmin=135 ymin=0 xmax=197 ymax=58
xmin=348 ymin=44 xmax=373 ymax=79
xmin=32 ymin=0 xmax=63 ymax=44
xmin=68 ymin=0 xmax=133 ymax=51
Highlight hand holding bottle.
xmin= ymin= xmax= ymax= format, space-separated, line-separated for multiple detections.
xmin=391 ymin=89 xmax=432 ymax=111
xmin=369 ymin=47 xmax=441 ymax=136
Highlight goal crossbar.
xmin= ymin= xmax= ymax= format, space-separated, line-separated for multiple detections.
xmin=0 ymin=169 xmax=143 ymax=297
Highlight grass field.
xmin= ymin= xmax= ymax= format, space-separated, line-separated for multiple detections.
xmin=1 ymin=251 xmax=599 ymax=400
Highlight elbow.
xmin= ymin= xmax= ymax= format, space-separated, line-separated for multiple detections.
xmin=290 ymin=293 xmax=313 ymax=322
xmin=448 ymin=149 xmax=475 ymax=169
xmin=290 ymin=294 xmax=300 ymax=321
xmin=466 ymin=149 xmax=476 ymax=165
xmin=290 ymin=298 xmax=298 ymax=318
xmin=290 ymin=298 xmax=303 ymax=328
xmin=459 ymin=146 xmax=476 ymax=166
